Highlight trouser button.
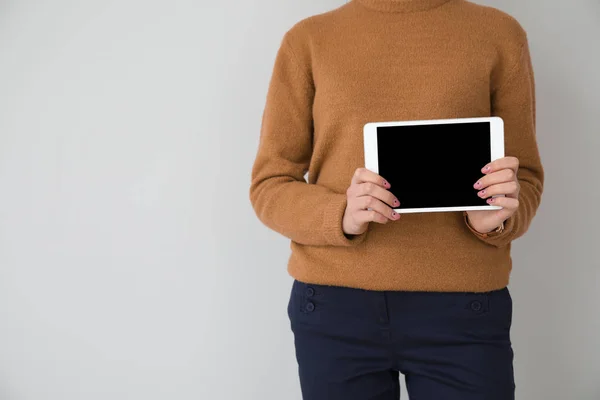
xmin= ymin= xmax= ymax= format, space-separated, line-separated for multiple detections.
xmin=470 ymin=300 xmax=482 ymax=312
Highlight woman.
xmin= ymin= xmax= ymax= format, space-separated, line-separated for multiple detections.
xmin=249 ymin=0 xmax=544 ymax=399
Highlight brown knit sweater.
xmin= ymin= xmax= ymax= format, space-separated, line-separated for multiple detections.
xmin=249 ymin=0 xmax=544 ymax=292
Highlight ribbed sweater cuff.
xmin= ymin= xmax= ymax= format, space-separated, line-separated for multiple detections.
xmin=322 ymin=194 xmax=368 ymax=247
xmin=463 ymin=211 xmax=516 ymax=247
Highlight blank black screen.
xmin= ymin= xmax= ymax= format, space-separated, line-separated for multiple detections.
xmin=377 ymin=122 xmax=491 ymax=209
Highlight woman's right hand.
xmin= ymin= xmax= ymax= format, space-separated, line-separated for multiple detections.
xmin=342 ymin=168 xmax=401 ymax=236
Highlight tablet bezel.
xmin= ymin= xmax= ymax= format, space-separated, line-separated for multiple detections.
xmin=363 ymin=116 xmax=505 ymax=213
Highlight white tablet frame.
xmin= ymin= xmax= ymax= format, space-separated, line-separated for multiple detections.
xmin=363 ymin=116 xmax=505 ymax=213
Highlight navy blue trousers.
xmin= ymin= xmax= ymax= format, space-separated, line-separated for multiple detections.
xmin=288 ymin=280 xmax=515 ymax=400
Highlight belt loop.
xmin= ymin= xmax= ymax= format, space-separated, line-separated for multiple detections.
xmin=377 ymin=292 xmax=389 ymax=324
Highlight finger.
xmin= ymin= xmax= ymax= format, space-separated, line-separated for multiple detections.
xmin=356 ymin=195 xmax=400 ymax=221
xmin=357 ymin=182 xmax=400 ymax=208
xmin=486 ymin=196 xmax=519 ymax=220
xmin=354 ymin=209 xmax=392 ymax=225
xmin=476 ymin=181 xmax=520 ymax=199
xmin=352 ymin=167 xmax=390 ymax=189
xmin=474 ymin=169 xmax=517 ymax=190
xmin=482 ymin=157 xmax=519 ymax=175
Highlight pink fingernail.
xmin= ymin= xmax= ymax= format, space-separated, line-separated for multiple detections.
xmin=394 ymin=199 xmax=399 ymax=206
xmin=482 ymin=166 xmax=491 ymax=172
xmin=474 ymin=181 xmax=481 ymax=188
xmin=488 ymin=198 xmax=494 ymax=203
xmin=383 ymin=180 xmax=389 ymax=187
xmin=478 ymin=190 xmax=485 ymax=196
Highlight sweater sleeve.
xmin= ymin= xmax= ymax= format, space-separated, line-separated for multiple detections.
xmin=249 ymin=32 xmax=368 ymax=247
xmin=466 ymin=37 xmax=544 ymax=247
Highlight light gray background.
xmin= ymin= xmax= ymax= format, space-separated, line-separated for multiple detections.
xmin=0 ymin=0 xmax=598 ymax=399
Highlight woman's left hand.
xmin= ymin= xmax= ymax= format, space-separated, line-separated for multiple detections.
xmin=466 ymin=157 xmax=520 ymax=234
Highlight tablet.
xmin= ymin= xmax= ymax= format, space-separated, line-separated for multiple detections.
xmin=363 ymin=117 xmax=504 ymax=213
